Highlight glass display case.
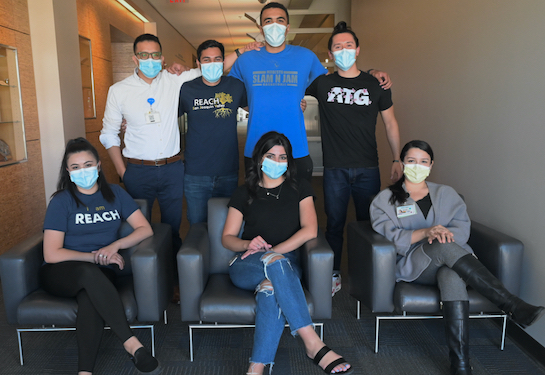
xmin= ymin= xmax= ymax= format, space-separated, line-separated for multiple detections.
xmin=0 ymin=44 xmax=26 ymax=167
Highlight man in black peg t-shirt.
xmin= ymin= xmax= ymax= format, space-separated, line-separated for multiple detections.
xmin=306 ymin=21 xmax=402 ymax=295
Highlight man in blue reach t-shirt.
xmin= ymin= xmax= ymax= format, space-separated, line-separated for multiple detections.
xmin=230 ymin=2 xmax=391 ymax=182
xmin=179 ymin=40 xmax=248 ymax=225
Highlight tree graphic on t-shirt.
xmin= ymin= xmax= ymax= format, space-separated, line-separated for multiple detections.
xmin=213 ymin=92 xmax=233 ymax=118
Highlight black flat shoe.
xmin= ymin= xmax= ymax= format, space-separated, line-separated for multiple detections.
xmin=129 ymin=347 xmax=162 ymax=375
xmin=311 ymin=345 xmax=353 ymax=374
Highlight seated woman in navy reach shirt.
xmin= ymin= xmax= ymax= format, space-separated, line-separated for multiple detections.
xmin=40 ymin=138 xmax=160 ymax=375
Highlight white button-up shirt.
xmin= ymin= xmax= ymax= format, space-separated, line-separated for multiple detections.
xmin=100 ymin=68 xmax=201 ymax=160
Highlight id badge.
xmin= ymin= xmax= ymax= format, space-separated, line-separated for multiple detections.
xmin=145 ymin=110 xmax=161 ymax=124
xmin=396 ymin=204 xmax=417 ymax=218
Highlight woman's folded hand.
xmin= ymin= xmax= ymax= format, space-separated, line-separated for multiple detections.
xmin=426 ymin=225 xmax=454 ymax=244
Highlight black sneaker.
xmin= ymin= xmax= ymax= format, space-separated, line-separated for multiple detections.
xmin=129 ymin=347 xmax=161 ymax=375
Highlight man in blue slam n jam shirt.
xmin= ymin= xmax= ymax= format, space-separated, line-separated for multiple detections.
xmin=179 ymin=40 xmax=247 ymax=225
xmin=230 ymin=2 xmax=391 ymax=181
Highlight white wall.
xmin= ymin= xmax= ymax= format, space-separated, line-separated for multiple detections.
xmin=353 ymin=0 xmax=545 ymax=345
xmin=28 ymin=0 xmax=86 ymax=202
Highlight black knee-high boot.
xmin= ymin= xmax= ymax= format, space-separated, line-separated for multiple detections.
xmin=443 ymin=301 xmax=472 ymax=375
xmin=452 ymin=254 xmax=545 ymax=328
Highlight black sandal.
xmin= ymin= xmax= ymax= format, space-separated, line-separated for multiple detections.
xmin=312 ymin=345 xmax=353 ymax=374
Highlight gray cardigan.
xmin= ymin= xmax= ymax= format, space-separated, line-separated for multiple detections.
xmin=370 ymin=182 xmax=473 ymax=282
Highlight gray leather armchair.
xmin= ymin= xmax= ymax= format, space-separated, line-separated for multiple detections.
xmin=0 ymin=200 xmax=172 ymax=364
xmin=178 ymin=197 xmax=333 ymax=361
xmin=347 ymin=220 xmax=523 ymax=352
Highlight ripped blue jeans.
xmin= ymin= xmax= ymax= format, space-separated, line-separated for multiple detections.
xmin=229 ymin=250 xmax=313 ymax=367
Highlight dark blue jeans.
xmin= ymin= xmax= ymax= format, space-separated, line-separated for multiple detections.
xmin=123 ymin=159 xmax=184 ymax=251
xmin=183 ymin=173 xmax=239 ymax=225
xmin=323 ymin=167 xmax=381 ymax=271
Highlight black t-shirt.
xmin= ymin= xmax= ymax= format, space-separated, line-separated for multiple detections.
xmin=306 ymin=71 xmax=393 ymax=168
xmin=179 ymin=76 xmax=248 ymax=176
xmin=228 ymin=179 xmax=314 ymax=246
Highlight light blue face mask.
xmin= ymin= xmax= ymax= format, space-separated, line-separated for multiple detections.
xmin=262 ymin=23 xmax=287 ymax=48
xmin=201 ymin=62 xmax=223 ymax=83
xmin=261 ymin=158 xmax=287 ymax=179
xmin=332 ymin=48 xmax=357 ymax=71
xmin=138 ymin=58 xmax=162 ymax=78
xmin=70 ymin=166 xmax=99 ymax=190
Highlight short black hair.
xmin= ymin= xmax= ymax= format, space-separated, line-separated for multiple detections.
xmin=328 ymin=21 xmax=359 ymax=51
xmin=133 ymin=33 xmax=162 ymax=54
xmin=260 ymin=2 xmax=289 ymax=25
xmin=197 ymin=40 xmax=225 ymax=62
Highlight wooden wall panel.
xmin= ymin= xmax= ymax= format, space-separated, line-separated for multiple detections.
xmin=0 ymin=0 xmax=30 ymax=35
xmin=15 ymin=32 xmax=38 ymax=141
xmin=0 ymin=140 xmax=46 ymax=252
xmin=0 ymin=0 xmax=45 ymax=254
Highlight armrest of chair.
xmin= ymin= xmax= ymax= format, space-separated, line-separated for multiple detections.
xmin=131 ymin=223 xmax=172 ymax=322
xmin=468 ymin=221 xmax=523 ymax=296
xmin=178 ymin=222 xmax=210 ymax=321
xmin=347 ymin=221 xmax=396 ymax=313
xmin=0 ymin=232 xmax=44 ymax=325
xmin=300 ymin=231 xmax=333 ymax=320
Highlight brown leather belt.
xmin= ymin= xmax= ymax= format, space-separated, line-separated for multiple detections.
xmin=126 ymin=153 xmax=181 ymax=166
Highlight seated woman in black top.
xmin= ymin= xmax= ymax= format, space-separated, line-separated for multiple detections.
xmin=41 ymin=138 xmax=160 ymax=375
xmin=222 ymin=131 xmax=352 ymax=375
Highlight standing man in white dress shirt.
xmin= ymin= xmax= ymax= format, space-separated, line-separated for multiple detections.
xmin=100 ymin=34 xmax=198 ymax=253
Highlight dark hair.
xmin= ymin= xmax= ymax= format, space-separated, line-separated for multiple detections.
xmin=245 ymin=131 xmax=297 ymax=202
xmin=260 ymin=2 xmax=289 ymax=25
xmin=133 ymin=33 xmax=162 ymax=54
xmin=328 ymin=21 xmax=359 ymax=51
xmin=197 ymin=40 xmax=225 ymax=62
xmin=53 ymin=137 xmax=114 ymax=206
xmin=388 ymin=140 xmax=434 ymax=205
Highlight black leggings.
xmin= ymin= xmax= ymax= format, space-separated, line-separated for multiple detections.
xmin=40 ymin=261 xmax=134 ymax=372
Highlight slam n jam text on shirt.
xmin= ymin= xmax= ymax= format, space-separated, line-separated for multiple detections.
xmin=252 ymin=70 xmax=298 ymax=87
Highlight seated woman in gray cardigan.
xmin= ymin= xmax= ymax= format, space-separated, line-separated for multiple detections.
xmin=370 ymin=140 xmax=544 ymax=375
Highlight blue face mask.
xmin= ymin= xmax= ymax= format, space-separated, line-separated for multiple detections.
xmin=138 ymin=58 xmax=162 ymax=78
xmin=332 ymin=48 xmax=357 ymax=71
xmin=261 ymin=158 xmax=288 ymax=179
xmin=262 ymin=23 xmax=287 ymax=48
xmin=201 ymin=62 xmax=223 ymax=83
xmin=70 ymin=166 xmax=99 ymax=190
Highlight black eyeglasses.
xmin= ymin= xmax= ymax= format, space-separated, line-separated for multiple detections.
xmin=135 ymin=52 xmax=162 ymax=60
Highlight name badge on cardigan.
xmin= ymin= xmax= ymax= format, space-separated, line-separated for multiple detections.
xmin=396 ymin=204 xmax=417 ymax=218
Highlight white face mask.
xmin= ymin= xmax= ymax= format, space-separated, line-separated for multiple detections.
xmin=403 ymin=163 xmax=430 ymax=184
xmin=262 ymin=23 xmax=287 ymax=47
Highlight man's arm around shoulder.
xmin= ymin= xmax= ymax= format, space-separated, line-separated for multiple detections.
xmin=380 ymin=105 xmax=402 ymax=183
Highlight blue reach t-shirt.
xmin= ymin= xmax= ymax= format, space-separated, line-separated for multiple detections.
xmin=179 ymin=76 xmax=247 ymax=176
xmin=43 ymin=184 xmax=139 ymax=254
xmin=229 ymin=45 xmax=327 ymax=158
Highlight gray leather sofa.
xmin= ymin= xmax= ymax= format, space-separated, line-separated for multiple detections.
xmin=347 ymin=220 xmax=523 ymax=352
xmin=0 ymin=200 xmax=172 ymax=364
xmin=177 ymin=197 xmax=333 ymax=360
